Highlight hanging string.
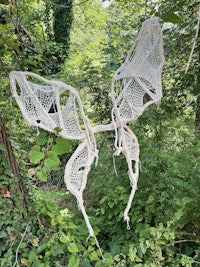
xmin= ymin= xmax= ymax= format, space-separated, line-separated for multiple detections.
xmin=113 ymin=153 xmax=118 ymax=177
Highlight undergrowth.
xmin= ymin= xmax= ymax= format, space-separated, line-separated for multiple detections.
xmin=1 ymin=135 xmax=200 ymax=266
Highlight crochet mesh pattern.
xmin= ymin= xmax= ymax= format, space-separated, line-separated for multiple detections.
xmin=110 ymin=18 xmax=165 ymax=227
xmin=10 ymin=72 xmax=85 ymax=140
xmin=9 ymin=17 xmax=165 ymax=256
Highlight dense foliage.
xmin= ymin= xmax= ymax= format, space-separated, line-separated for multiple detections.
xmin=0 ymin=0 xmax=200 ymax=266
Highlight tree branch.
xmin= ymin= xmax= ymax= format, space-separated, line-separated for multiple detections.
xmin=192 ymin=261 xmax=200 ymax=264
xmin=12 ymin=221 xmax=31 ymax=267
xmin=185 ymin=7 xmax=200 ymax=73
xmin=165 ymin=239 xmax=198 ymax=247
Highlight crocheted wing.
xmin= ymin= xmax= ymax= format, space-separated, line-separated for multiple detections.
xmin=10 ymin=70 xmax=100 ymax=245
xmin=9 ymin=71 xmax=85 ymax=140
xmin=64 ymin=141 xmax=96 ymax=197
xmin=63 ymin=139 xmax=103 ymax=257
xmin=110 ymin=18 xmax=165 ymax=227
xmin=111 ymin=17 xmax=165 ymax=123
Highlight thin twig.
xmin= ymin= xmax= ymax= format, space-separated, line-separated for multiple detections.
xmin=193 ymin=251 xmax=200 ymax=261
xmin=185 ymin=7 xmax=200 ymax=73
xmin=165 ymin=239 xmax=197 ymax=248
xmin=176 ymin=231 xmax=199 ymax=238
xmin=12 ymin=221 xmax=31 ymax=267
xmin=37 ymin=215 xmax=43 ymax=227
xmin=20 ymin=24 xmax=34 ymax=43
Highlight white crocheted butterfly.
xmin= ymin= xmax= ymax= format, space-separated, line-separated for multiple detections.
xmin=9 ymin=17 xmax=165 ymax=256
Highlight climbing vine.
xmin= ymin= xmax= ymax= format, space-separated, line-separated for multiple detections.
xmin=43 ymin=0 xmax=73 ymax=72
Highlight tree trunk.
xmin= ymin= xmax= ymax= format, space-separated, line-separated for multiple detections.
xmin=0 ymin=115 xmax=20 ymax=176
xmin=0 ymin=114 xmax=27 ymax=217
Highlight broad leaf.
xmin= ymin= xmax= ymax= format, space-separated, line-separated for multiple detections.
xmin=28 ymin=250 xmax=37 ymax=264
xmin=36 ymin=131 xmax=47 ymax=146
xmin=29 ymin=145 xmax=44 ymax=164
xmin=129 ymin=247 xmax=137 ymax=261
xmin=68 ymin=255 xmax=80 ymax=267
xmin=50 ymin=245 xmax=64 ymax=256
xmin=36 ymin=168 xmax=47 ymax=182
xmin=52 ymin=138 xmax=71 ymax=155
xmin=162 ymin=12 xmax=181 ymax=24
xmin=59 ymin=232 xmax=68 ymax=243
xmin=44 ymin=151 xmax=60 ymax=168
xmin=67 ymin=242 xmax=79 ymax=253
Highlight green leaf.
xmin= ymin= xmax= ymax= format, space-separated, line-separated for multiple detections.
xmin=29 ymin=145 xmax=44 ymax=164
xmin=136 ymin=223 xmax=152 ymax=238
xmin=129 ymin=247 xmax=137 ymax=261
xmin=44 ymin=151 xmax=60 ymax=169
xmin=36 ymin=168 xmax=47 ymax=182
xmin=0 ymin=143 xmax=6 ymax=151
xmin=68 ymin=255 xmax=80 ymax=267
xmin=146 ymin=240 xmax=155 ymax=250
xmin=89 ymin=251 xmax=99 ymax=261
xmin=104 ymin=253 xmax=114 ymax=266
xmin=54 ymin=127 xmax=62 ymax=134
xmin=1 ymin=258 xmax=8 ymax=266
xmin=67 ymin=242 xmax=79 ymax=253
xmin=52 ymin=138 xmax=71 ymax=155
xmin=135 ymin=256 xmax=143 ymax=263
xmin=162 ymin=12 xmax=181 ymax=24
xmin=28 ymin=250 xmax=37 ymax=264
xmin=104 ymin=258 xmax=114 ymax=266
xmin=110 ymin=243 xmax=120 ymax=255
xmin=59 ymin=232 xmax=69 ymax=243
xmin=80 ymin=259 xmax=92 ymax=267
xmin=140 ymin=242 xmax=147 ymax=254
xmin=50 ymin=245 xmax=64 ymax=256
xmin=20 ymin=242 xmax=27 ymax=249
xmin=36 ymin=131 xmax=47 ymax=146
xmin=37 ymin=242 xmax=47 ymax=254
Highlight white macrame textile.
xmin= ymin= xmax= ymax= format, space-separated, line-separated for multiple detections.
xmin=9 ymin=71 xmax=86 ymax=140
xmin=9 ymin=70 xmax=100 ymax=253
xmin=111 ymin=17 xmax=165 ymax=226
xmin=9 ymin=17 xmax=165 ymax=256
